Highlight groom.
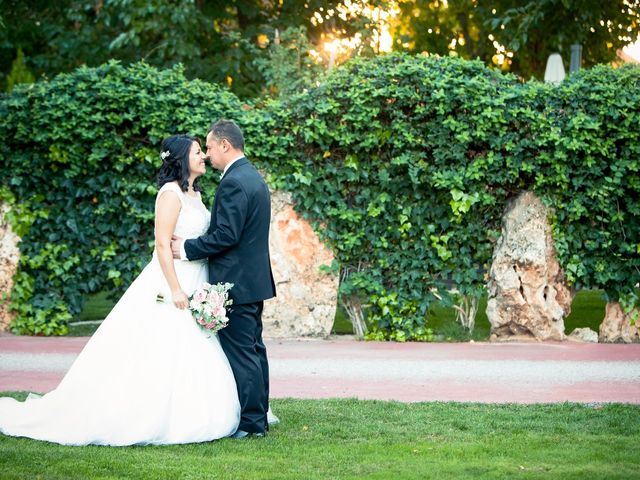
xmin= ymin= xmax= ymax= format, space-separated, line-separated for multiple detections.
xmin=171 ymin=119 xmax=276 ymax=438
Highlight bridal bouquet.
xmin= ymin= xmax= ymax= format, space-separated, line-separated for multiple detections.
xmin=188 ymin=282 xmax=234 ymax=334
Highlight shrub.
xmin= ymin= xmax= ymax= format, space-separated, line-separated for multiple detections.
xmin=0 ymin=61 xmax=247 ymax=334
xmin=2 ymin=54 xmax=638 ymax=338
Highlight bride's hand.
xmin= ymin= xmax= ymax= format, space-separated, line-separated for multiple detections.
xmin=172 ymin=290 xmax=189 ymax=310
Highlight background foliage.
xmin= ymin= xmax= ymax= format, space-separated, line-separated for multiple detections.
xmin=251 ymin=54 xmax=522 ymax=340
xmin=394 ymin=0 xmax=640 ymax=78
xmin=1 ymin=54 xmax=638 ymax=338
xmin=0 ymin=61 xmax=247 ymax=334
xmin=254 ymin=53 xmax=640 ymax=339
xmin=533 ymin=64 xmax=640 ymax=313
xmin=0 ymin=0 xmax=363 ymax=97
xmin=1 ymin=1 xmax=638 ymax=95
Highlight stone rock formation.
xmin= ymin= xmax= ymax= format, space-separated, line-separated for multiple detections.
xmin=487 ymin=191 xmax=574 ymax=341
xmin=568 ymin=327 xmax=598 ymax=343
xmin=0 ymin=201 xmax=20 ymax=331
xmin=599 ymin=301 xmax=640 ymax=343
xmin=264 ymin=190 xmax=339 ymax=337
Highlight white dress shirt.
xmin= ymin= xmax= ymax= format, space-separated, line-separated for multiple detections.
xmin=219 ymin=154 xmax=245 ymax=180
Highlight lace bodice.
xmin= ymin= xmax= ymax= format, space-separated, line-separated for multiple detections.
xmin=155 ymin=182 xmax=210 ymax=239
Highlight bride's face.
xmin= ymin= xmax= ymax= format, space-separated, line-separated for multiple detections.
xmin=189 ymin=141 xmax=206 ymax=177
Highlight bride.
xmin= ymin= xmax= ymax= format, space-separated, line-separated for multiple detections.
xmin=0 ymin=134 xmax=242 ymax=445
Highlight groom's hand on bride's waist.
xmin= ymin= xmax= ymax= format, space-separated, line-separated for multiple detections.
xmin=171 ymin=235 xmax=185 ymax=260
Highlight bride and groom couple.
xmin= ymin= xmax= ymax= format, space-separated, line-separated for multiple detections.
xmin=0 ymin=119 xmax=278 ymax=445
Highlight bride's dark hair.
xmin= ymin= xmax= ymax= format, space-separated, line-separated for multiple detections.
xmin=157 ymin=134 xmax=203 ymax=192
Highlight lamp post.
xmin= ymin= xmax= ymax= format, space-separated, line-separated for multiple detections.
xmin=570 ymin=43 xmax=583 ymax=73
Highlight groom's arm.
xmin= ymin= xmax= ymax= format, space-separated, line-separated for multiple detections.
xmin=183 ymin=178 xmax=249 ymax=261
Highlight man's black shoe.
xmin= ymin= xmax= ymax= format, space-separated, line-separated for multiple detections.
xmin=229 ymin=429 xmax=266 ymax=439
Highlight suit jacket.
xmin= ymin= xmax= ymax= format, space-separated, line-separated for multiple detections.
xmin=184 ymin=157 xmax=276 ymax=304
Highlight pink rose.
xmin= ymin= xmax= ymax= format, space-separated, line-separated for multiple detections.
xmin=194 ymin=290 xmax=207 ymax=302
xmin=207 ymin=291 xmax=221 ymax=303
xmin=212 ymin=305 xmax=225 ymax=319
xmin=203 ymin=304 xmax=215 ymax=317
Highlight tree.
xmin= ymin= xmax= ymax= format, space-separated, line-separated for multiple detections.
xmin=488 ymin=0 xmax=640 ymax=79
xmin=6 ymin=48 xmax=35 ymax=91
xmin=0 ymin=0 xmax=358 ymax=97
xmin=252 ymin=26 xmax=326 ymax=98
xmin=392 ymin=0 xmax=640 ymax=79
xmin=392 ymin=0 xmax=496 ymax=65
xmin=0 ymin=0 xmax=212 ymax=87
xmin=0 ymin=1 xmax=406 ymax=97
xmin=1 ymin=1 xmax=637 ymax=95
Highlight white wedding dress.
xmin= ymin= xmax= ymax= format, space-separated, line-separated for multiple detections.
xmin=0 ymin=182 xmax=240 ymax=445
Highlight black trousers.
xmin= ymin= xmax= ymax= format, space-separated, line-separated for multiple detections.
xmin=218 ymin=301 xmax=269 ymax=433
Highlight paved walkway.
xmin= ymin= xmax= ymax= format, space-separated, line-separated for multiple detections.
xmin=1 ymin=334 xmax=639 ymax=404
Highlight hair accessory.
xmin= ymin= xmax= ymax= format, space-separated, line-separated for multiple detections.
xmin=160 ymin=150 xmax=171 ymax=160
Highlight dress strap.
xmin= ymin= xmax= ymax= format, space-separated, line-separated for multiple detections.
xmin=156 ymin=182 xmax=185 ymax=207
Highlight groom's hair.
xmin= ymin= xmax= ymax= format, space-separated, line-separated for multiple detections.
xmin=209 ymin=119 xmax=245 ymax=152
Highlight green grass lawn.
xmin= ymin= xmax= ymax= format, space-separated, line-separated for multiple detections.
xmin=1 ymin=394 xmax=638 ymax=479
xmin=564 ymin=290 xmax=607 ymax=333
xmin=73 ymin=292 xmax=115 ymax=322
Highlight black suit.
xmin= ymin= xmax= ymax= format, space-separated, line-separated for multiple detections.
xmin=184 ymin=157 xmax=276 ymax=434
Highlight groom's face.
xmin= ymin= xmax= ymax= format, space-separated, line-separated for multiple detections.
xmin=205 ymin=132 xmax=225 ymax=171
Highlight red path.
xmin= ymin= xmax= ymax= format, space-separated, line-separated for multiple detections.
xmin=1 ymin=334 xmax=639 ymax=404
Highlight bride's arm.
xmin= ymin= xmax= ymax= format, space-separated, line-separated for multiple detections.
xmin=155 ymin=191 xmax=189 ymax=309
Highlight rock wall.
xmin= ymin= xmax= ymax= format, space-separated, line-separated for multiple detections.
xmin=599 ymin=301 xmax=640 ymax=343
xmin=264 ymin=190 xmax=339 ymax=337
xmin=0 ymin=201 xmax=19 ymax=331
xmin=487 ymin=191 xmax=574 ymax=341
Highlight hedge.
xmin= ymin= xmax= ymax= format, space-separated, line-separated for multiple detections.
xmin=0 ymin=61 xmax=248 ymax=334
xmin=1 ymin=54 xmax=638 ymax=338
